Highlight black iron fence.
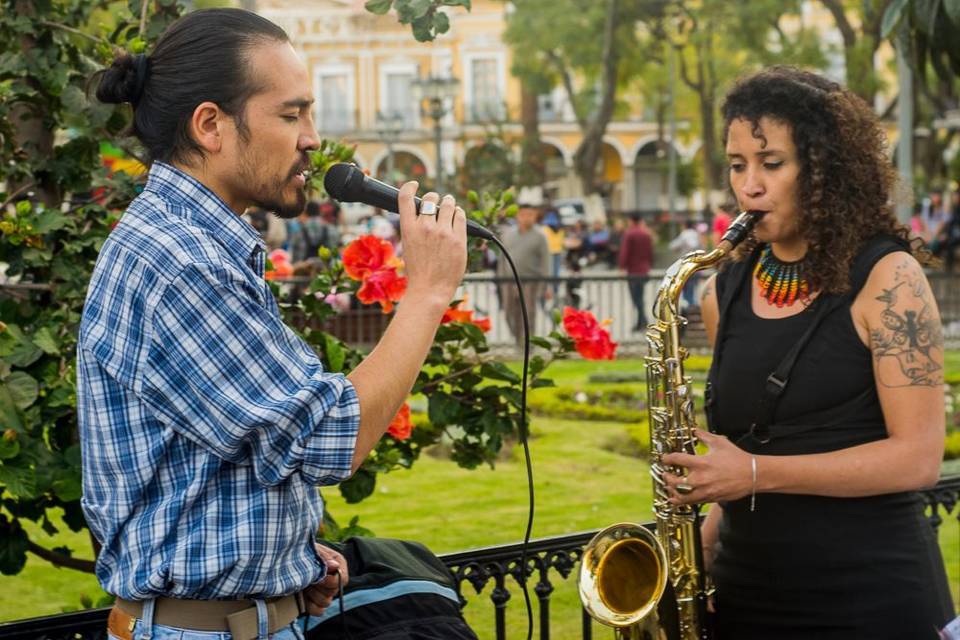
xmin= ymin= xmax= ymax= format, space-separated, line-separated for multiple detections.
xmin=1 ymin=476 xmax=957 ymax=640
xmin=285 ymin=269 xmax=960 ymax=356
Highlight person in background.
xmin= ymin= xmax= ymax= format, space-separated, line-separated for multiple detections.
xmin=540 ymin=209 xmax=565 ymax=298
xmin=712 ymin=204 xmax=734 ymax=247
xmin=618 ymin=211 xmax=654 ymax=331
xmin=288 ymin=200 xmax=327 ymax=264
xmin=319 ymin=199 xmax=341 ymax=249
xmin=669 ymin=219 xmax=705 ymax=309
xmin=496 ymin=186 xmax=552 ymax=344
xmin=937 ymin=188 xmax=960 ymax=272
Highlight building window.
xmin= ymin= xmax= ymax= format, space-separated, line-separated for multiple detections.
xmin=468 ymin=57 xmax=504 ymax=122
xmin=380 ymin=64 xmax=418 ymax=128
xmin=316 ymin=67 xmax=354 ymax=133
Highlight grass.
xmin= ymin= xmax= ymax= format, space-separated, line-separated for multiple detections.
xmin=1 ymin=357 xmax=958 ymax=636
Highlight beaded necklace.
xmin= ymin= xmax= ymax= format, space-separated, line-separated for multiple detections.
xmin=753 ymin=245 xmax=810 ymax=307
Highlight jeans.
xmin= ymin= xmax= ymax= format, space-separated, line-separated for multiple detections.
xmin=628 ymin=276 xmax=648 ymax=329
xmin=108 ymin=598 xmax=306 ymax=640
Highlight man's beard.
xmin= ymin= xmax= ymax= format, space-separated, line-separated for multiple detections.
xmin=238 ymin=154 xmax=307 ymax=219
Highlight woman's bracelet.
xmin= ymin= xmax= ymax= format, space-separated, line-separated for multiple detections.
xmin=750 ymin=455 xmax=758 ymax=512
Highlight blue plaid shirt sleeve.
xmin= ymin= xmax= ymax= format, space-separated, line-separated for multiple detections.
xmin=141 ymin=260 xmax=359 ymax=486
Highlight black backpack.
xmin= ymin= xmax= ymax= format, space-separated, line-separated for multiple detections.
xmin=304 ymin=537 xmax=478 ymax=640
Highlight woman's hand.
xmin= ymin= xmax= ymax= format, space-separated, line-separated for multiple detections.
xmin=661 ymin=430 xmax=753 ymax=505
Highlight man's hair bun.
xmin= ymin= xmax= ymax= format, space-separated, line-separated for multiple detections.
xmin=94 ymin=53 xmax=149 ymax=105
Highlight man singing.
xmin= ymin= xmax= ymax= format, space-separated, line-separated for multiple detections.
xmin=81 ymin=8 xmax=467 ymax=638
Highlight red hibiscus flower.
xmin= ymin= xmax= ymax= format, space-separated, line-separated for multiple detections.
xmin=343 ymin=235 xmax=407 ymax=313
xmin=562 ymin=306 xmax=617 ymax=360
xmin=440 ymin=299 xmax=492 ymax=333
xmin=387 ymin=402 xmax=414 ymax=441
xmin=342 ymin=235 xmax=398 ymax=280
xmin=356 ymin=268 xmax=407 ymax=313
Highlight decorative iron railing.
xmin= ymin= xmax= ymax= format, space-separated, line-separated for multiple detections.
xmin=1 ymin=476 xmax=957 ymax=640
xmin=277 ymin=270 xmax=960 ymax=355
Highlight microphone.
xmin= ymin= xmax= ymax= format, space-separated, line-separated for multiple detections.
xmin=323 ymin=163 xmax=495 ymax=241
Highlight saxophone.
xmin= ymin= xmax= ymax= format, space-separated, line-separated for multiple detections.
xmin=578 ymin=211 xmax=763 ymax=640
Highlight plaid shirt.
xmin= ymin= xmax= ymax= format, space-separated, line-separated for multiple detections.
xmin=78 ymin=162 xmax=360 ymax=600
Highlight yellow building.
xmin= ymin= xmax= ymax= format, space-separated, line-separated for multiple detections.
xmin=255 ymin=0 xmax=692 ymax=213
xmin=252 ymin=0 xmax=911 ymax=213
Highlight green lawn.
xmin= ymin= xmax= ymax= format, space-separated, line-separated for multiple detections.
xmin=1 ymin=357 xmax=958 ymax=638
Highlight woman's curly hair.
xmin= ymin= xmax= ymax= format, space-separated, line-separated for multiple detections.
xmin=721 ymin=66 xmax=929 ymax=294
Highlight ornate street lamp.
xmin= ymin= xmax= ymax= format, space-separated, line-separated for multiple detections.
xmin=375 ymin=110 xmax=405 ymax=185
xmin=411 ymin=74 xmax=460 ymax=193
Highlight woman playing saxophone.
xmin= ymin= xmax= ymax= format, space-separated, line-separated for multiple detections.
xmin=661 ymin=67 xmax=954 ymax=639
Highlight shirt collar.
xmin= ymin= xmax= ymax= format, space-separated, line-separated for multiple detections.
xmin=143 ymin=162 xmax=267 ymax=264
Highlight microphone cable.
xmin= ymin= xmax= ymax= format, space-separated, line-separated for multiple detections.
xmin=487 ymin=234 xmax=535 ymax=640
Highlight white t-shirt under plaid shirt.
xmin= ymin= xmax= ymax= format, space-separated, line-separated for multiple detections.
xmin=77 ymin=162 xmax=360 ymax=601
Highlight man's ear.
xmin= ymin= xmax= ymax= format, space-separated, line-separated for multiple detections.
xmin=189 ymin=101 xmax=227 ymax=154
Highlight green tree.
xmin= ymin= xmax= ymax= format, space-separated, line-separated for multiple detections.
xmin=504 ymin=0 xmax=664 ymax=196
xmin=819 ymin=0 xmax=894 ymax=103
xmin=653 ymin=0 xmax=827 ymax=209
xmin=881 ymin=0 xmax=960 ymax=187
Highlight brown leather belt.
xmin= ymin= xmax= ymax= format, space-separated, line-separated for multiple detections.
xmin=110 ymin=593 xmax=304 ymax=640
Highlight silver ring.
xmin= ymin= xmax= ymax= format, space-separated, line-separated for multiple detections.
xmin=676 ymin=483 xmax=694 ymax=495
xmin=419 ymin=201 xmax=438 ymax=216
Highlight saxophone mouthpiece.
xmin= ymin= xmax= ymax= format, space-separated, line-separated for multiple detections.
xmin=720 ymin=210 xmax=765 ymax=248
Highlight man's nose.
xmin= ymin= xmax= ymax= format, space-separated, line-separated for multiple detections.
xmin=299 ymin=114 xmax=320 ymax=151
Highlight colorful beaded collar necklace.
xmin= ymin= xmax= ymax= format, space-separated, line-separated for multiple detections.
xmin=753 ymin=245 xmax=810 ymax=307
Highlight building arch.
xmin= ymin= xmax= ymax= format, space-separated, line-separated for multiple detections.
xmin=601 ymin=135 xmax=631 ymax=169
xmin=371 ymin=144 xmax=434 ymax=182
xmin=538 ymin=136 xmax=573 ymax=167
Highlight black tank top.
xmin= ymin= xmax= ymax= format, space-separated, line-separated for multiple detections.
xmin=706 ymin=238 xmax=953 ymax=638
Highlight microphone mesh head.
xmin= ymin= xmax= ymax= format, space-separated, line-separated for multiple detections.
xmin=323 ymin=163 xmax=358 ymax=201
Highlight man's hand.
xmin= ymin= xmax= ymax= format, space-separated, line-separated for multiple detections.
xmin=398 ymin=184 xmax=468 ymax=308
xmin=304 ymin=543 xmax=350 ymax=616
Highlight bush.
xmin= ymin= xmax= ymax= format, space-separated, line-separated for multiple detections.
xmin=945 ymin=430 xmax=960 ymax=461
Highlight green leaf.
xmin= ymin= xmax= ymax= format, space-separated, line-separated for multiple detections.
xmin=0 ymin=515 xmax=29 ymax=575
xmin=60 ymin=85 xmax=87 ymax=118
xmin=0 ymin=384 xmax=24 ymax=432
xmin=5 ymin=372 xmax=38 ymax=410
xmin=31 ymin=209 xmax=70 ymax=235
xmin=433 ymin=11 xmax=450 ymax=34
xmin=339 ymin=468 xmax=376 ymax=504
xmin=0 ymin=437 xmax=19 ymax=460
xmin=945 ymin=0 xmax=960 ymax=25
xmin=406 ymin=0 xmax=434 ymax=18
xmin=530 ymin=336 xmax=552 ymax=349
xmin=52 ymin=475 xmax=82 ymax=502
xmin=412 ymin=16 xmax=434 ymax=41
xmin=0 ymin=462 xmax=37 ymax=499
xmin=0 ymin=325 xmax=43 ymax=368
xmin=31 ymin=326 xmax=59 ymax=356
xmin=324 ymin=334 xmax=345 ymax=373
xmin=480 ymin=362 xmax=520 ymax=384
xmin=881 ymin=0 xmax=911 ymax=37
xmin=428 ymin=393 xmax=461 ymax=425
xmin=365 ymin=0 xmax=394 ymax=14
xmin=912 ymin=0 xmax=940 ymax=35
xmin=444 ymin=0 xmax=471 ymax=7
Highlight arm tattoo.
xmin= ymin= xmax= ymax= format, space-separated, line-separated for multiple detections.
xmin=870 ymin=258 xmax=943 ymax=387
